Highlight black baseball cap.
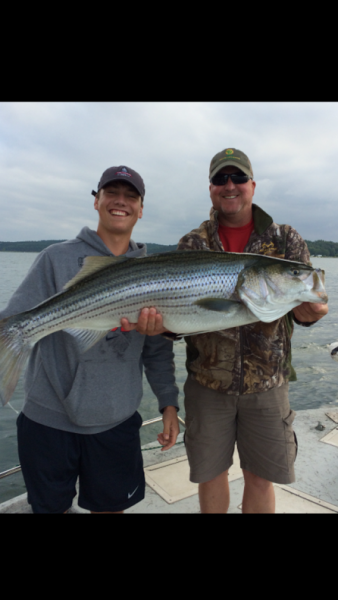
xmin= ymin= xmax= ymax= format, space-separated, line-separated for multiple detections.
xmin=91 ymin=166 xmax=145 ymax=199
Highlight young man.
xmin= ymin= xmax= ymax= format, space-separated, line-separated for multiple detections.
xmin=0 ymin=165 xmax=179 ymax=513
xmin=126 ymin=149 xmax=328 ymax=513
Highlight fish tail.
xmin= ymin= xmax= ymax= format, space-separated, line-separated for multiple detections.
xmin=0 ymin=316 xmax=31 ymax=406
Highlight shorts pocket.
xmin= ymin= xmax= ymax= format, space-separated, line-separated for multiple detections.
xmin=184 ymin=414 xmax=197 ymax=437
xmin=293 ymin=430 xmax=298 ymax=460
xmin=283 ymin=409 xmax=297 ymax=466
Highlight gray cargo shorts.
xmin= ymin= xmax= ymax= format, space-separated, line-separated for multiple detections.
xmin=183 ymin=376 xmax=297 ymax=485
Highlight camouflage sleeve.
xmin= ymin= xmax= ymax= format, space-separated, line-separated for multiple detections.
xmin=284 ymin=226 xmax=311 ymax=265
xmin=177 ymin=221 xmax=211 ymax=251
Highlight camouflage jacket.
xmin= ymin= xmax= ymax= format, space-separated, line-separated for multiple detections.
xmin=177 ymin=204 xmax=312 ymax=395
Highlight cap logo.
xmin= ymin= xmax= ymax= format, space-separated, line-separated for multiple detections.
xmin=218 ymin=149 xmax=241 ymax=163
xmin=116 ymin=169 xmax=132 ymax=177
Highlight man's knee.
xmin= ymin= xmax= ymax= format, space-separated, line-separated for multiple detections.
xmin=242 ymin=469 xmax=273 ymax=491
xmin=199 ymin=470 xmax=229 ymax=490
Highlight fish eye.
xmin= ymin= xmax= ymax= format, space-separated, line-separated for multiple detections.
xmin=290 ymin=269 xmax=300 ymax=276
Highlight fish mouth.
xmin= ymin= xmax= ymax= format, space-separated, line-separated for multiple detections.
xmin=305 ymin=270 xmax=328 ymax=302
xmin=315 ymin=291 xmax=328 ymax=301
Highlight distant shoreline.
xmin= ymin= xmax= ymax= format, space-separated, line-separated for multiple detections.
xmin=0 ymin=241 xmax=178 ymax=254
xmin=0 ymin=239 xmax=337 ymax=256
xmin=305 ymin=240 xmax=338 ymax=257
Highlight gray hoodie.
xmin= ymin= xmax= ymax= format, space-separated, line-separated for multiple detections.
xmin=0 ymin=227 xmax=179 ymax=433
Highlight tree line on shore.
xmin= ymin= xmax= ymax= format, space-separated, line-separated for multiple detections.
xmin=0 ymin=240 xmax=178 ymax=254
xmin=304 ymin=240 xmax=338 ymax=257
xmin=1 ymin=239 xmax=337 ymax=256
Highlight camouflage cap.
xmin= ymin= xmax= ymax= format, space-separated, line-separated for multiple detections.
xmin=209 ymin=148 xmax=254 ymax=180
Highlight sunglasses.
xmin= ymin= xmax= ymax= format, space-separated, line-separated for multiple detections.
xmin=210 ymin=173 xmax=251 ymax=185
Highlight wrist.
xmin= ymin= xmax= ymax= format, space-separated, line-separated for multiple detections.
xmin=161 ymin=405 xmax=178 ymax=414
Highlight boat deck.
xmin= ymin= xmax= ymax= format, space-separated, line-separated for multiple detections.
xmin=1 ymin=404 xmax=338 ymax=513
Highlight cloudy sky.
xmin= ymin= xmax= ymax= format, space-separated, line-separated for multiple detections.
xmin=0 ymin=102 xmax=337 ymax=245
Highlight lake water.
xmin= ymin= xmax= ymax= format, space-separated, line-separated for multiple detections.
xmin=0 ymin=252 xmax=337 ymax=503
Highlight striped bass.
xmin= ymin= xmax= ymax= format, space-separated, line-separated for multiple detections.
xmin=0 ymin=250 xmax=328 ymax=405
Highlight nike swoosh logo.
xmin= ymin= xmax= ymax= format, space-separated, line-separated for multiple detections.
xmin=128 ymin=486 xmax=139 ymax=499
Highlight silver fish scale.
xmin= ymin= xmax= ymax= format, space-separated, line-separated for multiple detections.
xmin=7 ymin=252 xmax=252 ymax=341
xmin=67 ymin=255 xmax=247 ymax=321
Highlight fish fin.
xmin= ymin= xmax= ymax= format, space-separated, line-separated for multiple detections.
xmin=193 ymin=298 xmax=239 ymax=312
xmin=64 ymin=328 xmax=109 ymax=353
xmin=63 ymin=256 xmax=129 ymax=290
xmin=0 ymin=316 xmax=31 ymax=406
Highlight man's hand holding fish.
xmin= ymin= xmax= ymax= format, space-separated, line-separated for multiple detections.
xmin=121 ymin=307 xmax=168 ymax=336
xmin=293 ymin=301 xmax=328 ymax=323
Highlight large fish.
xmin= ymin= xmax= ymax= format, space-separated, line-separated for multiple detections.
xmin=0 ymin=250 xmax=328 ymax=405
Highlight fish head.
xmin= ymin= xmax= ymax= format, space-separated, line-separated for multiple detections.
xmin=237 ymin=259 xmax=328 ymax=323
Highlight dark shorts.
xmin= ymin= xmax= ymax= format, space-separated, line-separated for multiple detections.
xmin=184 ymin=376 xmax=297 ymax=485
xmin=17 ymin=411 xmax=145 ymax=513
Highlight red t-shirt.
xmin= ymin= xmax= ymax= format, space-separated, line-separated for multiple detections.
xmin=218 ymin=219 xmax=254 ymax=253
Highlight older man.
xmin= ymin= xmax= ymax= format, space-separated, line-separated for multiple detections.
xmin=127 ymin=148 xmax=328 ymax=514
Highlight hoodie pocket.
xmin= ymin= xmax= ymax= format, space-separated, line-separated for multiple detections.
xmin=63 ymin=356 xmax=143 ymax=427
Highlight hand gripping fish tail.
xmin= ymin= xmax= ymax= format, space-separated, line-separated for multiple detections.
xmin=0 ymin=250 xmax=328 ymax=406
